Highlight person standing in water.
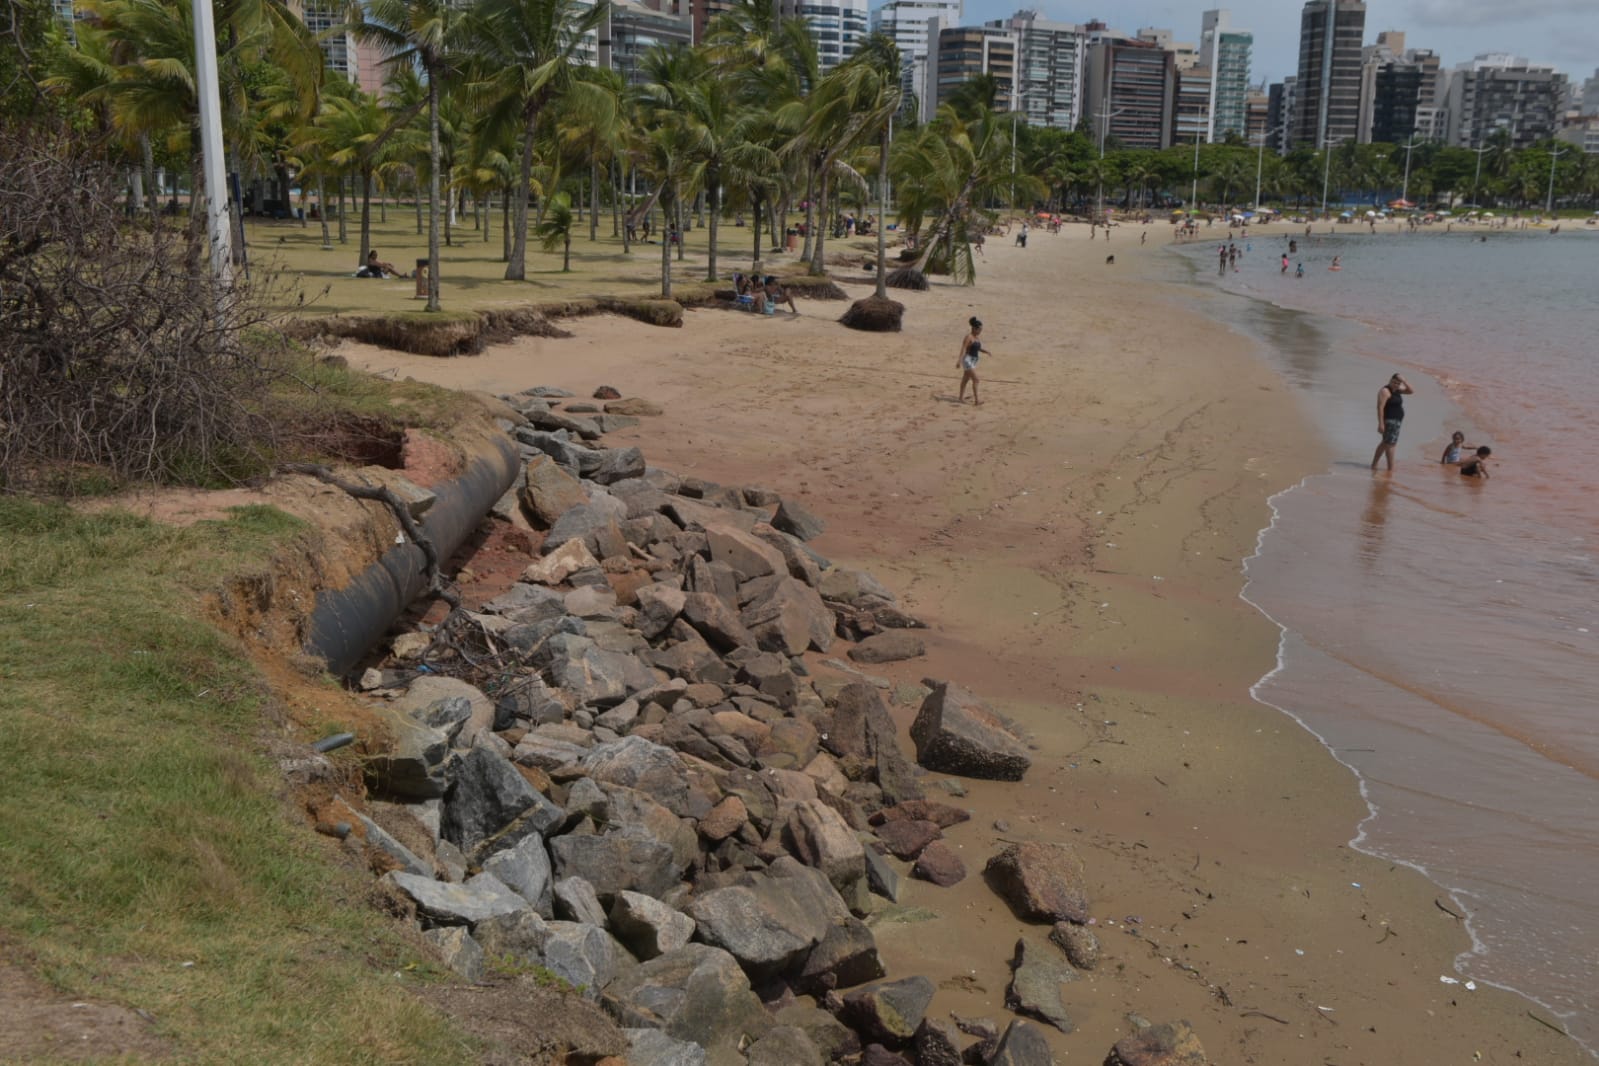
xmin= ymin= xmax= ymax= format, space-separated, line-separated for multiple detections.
xmin=956 ymin=316 xmax=990 ymax=406
xmin=1371 ymin=373 xmax=1415 ymax=471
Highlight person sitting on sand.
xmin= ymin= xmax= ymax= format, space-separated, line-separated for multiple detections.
xmin=1459 ymin=446 xmax=1492 ymax=479
xmin=762 ymin=276 xmax=797 ymax=315
xmin=1440 ymin=431 xmax=1475 ymax=465
xmin=357 ymin=249 xmax=402 ymax=278
xmin=956 ymin=316 xmax=991 ymax=406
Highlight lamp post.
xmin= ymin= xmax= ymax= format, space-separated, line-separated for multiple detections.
xmin=1545 ymin=146 xmax=1568 ymax=216
xmin=1253 ymin=123 xmax=1284 ymax=211
xmin=1320 ymin=137 xmax=1347 ymax=218
xmin=190 ymin=0 xmax=231 ymax=281
xmin=1469 ymin=143 xmax=1493 ymax=210
xmin=1398 ymin=134 xmax=1421 ymax=206
xmin=1095 ymin=106 xmax=1126 ymax=222
xmin=1190 ymin=129 xmax=1202 ymax=213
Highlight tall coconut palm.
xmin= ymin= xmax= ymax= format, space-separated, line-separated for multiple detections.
xmin=462 ymin=0 xmax=610 ymax=281
xmin=293 ymin=85 xmax=393 ymax=262
xmin=348 ymin=0 xmax=458 ymax=310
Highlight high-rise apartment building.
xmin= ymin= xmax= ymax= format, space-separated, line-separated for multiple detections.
xmin=1580 ymin=69 xmax=1599 ymax=114
xmin=1173 ymin=66 xmax=1213 ymax=144
xmin=985 ymin=10 xmax=1085 ymax=129
xmin=780 ymin=0 xmax=869 ymax=70
xmin=923 ymin=23 xmax=1017 ymax=119
xmin=1084 ymin=36 xmax=1176 ymax=150
xmin=1445 ymin=55 xmax=1569 ymax=150
xmin=1291 ymin=0 xmax=1366 ymax=149
xmin=1199 ymin=9 xmax=1252 ymax=140
xmin=1354 ymin=32 xmax=1443 ymax=144
xmin=872 ymin=0 xmax=963 ymax=111
xmin=1245 ymin=88 xmax=1270 ymax=143
xmin=602 ymin=0 xmax=693 ymax=84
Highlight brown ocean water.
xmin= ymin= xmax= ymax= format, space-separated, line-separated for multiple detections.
xmin=1169 ymin=227 xmax=1599 ymax=1056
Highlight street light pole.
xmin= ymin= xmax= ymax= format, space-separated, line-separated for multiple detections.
xmin=191 ymin=0 xmax=231 ymax=282
xmin=1320 ymin=138 xmax=1344 ymax=218
xmin=1191 ymin=131 xmax=1201 ymax=212
xmin=1096 ymin=106 xmax=1126 ymax=223
xmin=1469 ymin=144 xmax=1492 ymax=210
xmin=1546 ymin=146 xmax=1568 ymax=216
xmin=1253 ymin=124 xmax=1283 ymax=211
xmin=1399 ymin=135 xmax=1420 ymax=205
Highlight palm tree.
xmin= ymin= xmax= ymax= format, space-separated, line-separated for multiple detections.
xmin=848 ymin=33 xmax=901 ymax=299
xmin=349 ymin=0 xmax=458 ymax=310
xmin=294 ymin=84 xmax=392 ymax=261
xmin=535 ymin=189 xmax=574 ymax=270
xmin=462 ymin=0 xmax=610 ymax=281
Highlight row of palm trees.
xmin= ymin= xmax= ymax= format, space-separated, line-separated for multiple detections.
xmin=37 ymin=0 xmax=1034 ymax=309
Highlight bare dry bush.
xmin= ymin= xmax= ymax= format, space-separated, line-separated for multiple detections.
xmin=0 ymin=123 xmax=278 ymax=491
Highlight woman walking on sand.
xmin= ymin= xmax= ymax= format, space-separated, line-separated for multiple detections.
xmin=957 ymin=317 xmax=990 ymax=405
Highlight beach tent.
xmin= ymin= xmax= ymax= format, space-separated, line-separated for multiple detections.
xmin=1388 ymin=199 xmax=1415 ymax=209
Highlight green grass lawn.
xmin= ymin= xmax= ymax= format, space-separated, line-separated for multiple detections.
xmin=251 ymin=202 xmax=824 ymax=317
xmin=0 ymin=498 xmax=476 ymax=1064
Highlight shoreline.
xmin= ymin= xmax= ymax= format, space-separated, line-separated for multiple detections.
xmin=345 ymin=228 xmax=1587 ymax=1063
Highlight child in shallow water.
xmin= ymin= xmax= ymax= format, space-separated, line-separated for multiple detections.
xmin=1460 ymin=446 xmax=1493 ymax=479
xmin=1441 ymin=431 xmax=1469 ymax=464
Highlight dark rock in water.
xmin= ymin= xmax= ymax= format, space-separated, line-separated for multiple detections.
xmin=773 ymin=499 xmax=827 ymax=541
xmin=848 ymin=631 xmax=926 ymax=664
xmin=794 ymin=916 xmax=885 ymax=993
xmin=746 ymin=1026 xmax=825 ymax=1066
xmin=875 ymin=819 xmax=941 ymax=861
xmin=550 ymin=826 xmax=682 ymax=902
xmin=1006 ymin=937 xmax=1077 ymax=1033
xmin=382 ymin=871 xmax=526 ymax=926
xmin=601 ymin=943 xmax=773 ymax=1051
xmin=990 ymin=1020 xmax=1056 ymax=1066
xmin=440 ymin=748 xmax=565 ymax=861
xmin=609 ymin=890 xmax=695 ymax=960
xmin=910 ymin=681 xmax=1031 ymax=782
xmin=1104 ymin=1021 xmax=1208 ymax=1066
xmin=983 ymin=842 xmax=1091 ymax=925
xmin=913 ymin=1019 xmax=965 ymax=1066
xmin=1050 ymin=921 xmax=1100 ymax=971
xmin=912 ymin=840 xmax=967 ymax=887
xmin=594 ymin=385 xmax=622 ymax=400
xmin=841 ymin=975 xmax=936 ymax=1045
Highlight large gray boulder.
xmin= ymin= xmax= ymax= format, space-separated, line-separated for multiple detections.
xmin=909 ymin=682 xmax=1031 ymax=781
xmin=841 ymin=976 xmax=935 ymax=1046
xmin=772 ymin=499 xmax=826 ymax=542
xmin=481 ymin=833 xmax=554 ymax=916
xmin=818 ymin=567 xmax=894 ymax=607
xmin=539 ymin=920 xmax=634 ymax=994
xmin=383 ymin=871 xmax=527 ymax=927
xmin=794 ymin=916 xmax=884 ymax=994
xmin=991 ymin=1020 xmax=1056 ymax=1066
xmin=422 ymin=926 xmax=485 ymax=982
xmin=784 ymin=800 xmax=866 ymax=904
xmin=1006 ymin=937 xmax=1077 ymax=1033
xmin=550 ymin=826 xmax=682 ymax=902
xmin=705 ymin=524 xmax=788 ymax=581
xmin=521 ymin=454 xmax=588 ymax=528
xmin=610 ymin=890 xmax=696 ymax=960
xmin=601 ymin=944 xmax=772 ymax=1051
xmin=741 ymin=577 xmax=834 ymax=655
xmin=624 ymin=1029 xmax=706 ymax=1066
xmin=684 ymin=861 xmax=845 ymax=980
xmin=440 ymin=748 xmax=565 ymax=861
xmin=826 ymin=683 xmax=923 ymax=806
xmin=545 ymin=497 xmax=628 ymax=558
xmin=983 ymin=842 xmax=1091 ymax=924
xmin=578 ymin=737 xmax=693 ymax=818
xmin=746 ymin=1026 xmax=824 ymax=1066
xmin=848 ymin=631 xmax=926 ymax=664
xmin=681 ymin=592 xmax=758 ymax=652
xmin=553 ymin=876 xmax=608 ymax=926
xmin=542 ymin=634 xmax=654 ymax=707
xmin=1104 ymin=1021 xmax=1208 ymax=1066
xmin=589 ymin=446 xmax=646 ymax=485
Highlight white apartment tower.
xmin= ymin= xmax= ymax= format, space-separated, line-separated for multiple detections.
xmin=987 ymin=10 xmax=1086 ymax=130
xmin=782 ymin=0 xmax=870 ymax=71
xmin=872 ymin=0 xmax=963 ymax=108
xmin=1199 ymin=9 xmax=1252 ymax=141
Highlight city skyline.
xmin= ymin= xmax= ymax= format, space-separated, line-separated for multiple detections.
xmin=942 ymin=0 xmax=1596 ymax=81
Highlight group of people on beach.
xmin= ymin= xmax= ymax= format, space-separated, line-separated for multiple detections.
xmin=1372 ymin=373 xmax=1492 ymax=479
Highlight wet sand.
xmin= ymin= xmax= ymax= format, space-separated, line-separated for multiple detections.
xmin=345 ymin=226 xmax=1587 ymax=1064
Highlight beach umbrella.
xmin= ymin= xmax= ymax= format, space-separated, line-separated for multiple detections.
xmin=1339 ymin=211 xmax=1353 ymax=218
xmin=1388 ymin=198 xmax=1415 ymax=209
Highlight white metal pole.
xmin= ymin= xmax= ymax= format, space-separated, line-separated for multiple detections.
xmin=1400 ymin=136 xmax=1418 ymax=204
xmin=1191 ymin=132 xmax=1200 ymax=211
xmin=192 ymin=0 xmax=232 ymax=283
xmin=1546 ymin=147 xmax=1567 ymax=216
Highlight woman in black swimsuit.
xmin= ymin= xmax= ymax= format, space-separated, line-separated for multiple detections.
xmin=1371 ymin=373 xmax=1414 ymax=471
xmin=956 ymin=316 xmax=989 ymax=405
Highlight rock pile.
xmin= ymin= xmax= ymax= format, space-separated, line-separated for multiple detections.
xmin=316 ymin=386 xmax=1203 ymax=1065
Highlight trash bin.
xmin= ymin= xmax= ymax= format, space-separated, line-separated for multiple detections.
xmin=785 ymin=228 xmax=797 ymax=252
xmin=414 ymin=258 xmax=429 ymax=299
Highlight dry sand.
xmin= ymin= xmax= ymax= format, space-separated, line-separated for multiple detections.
xmin=345 ymin=226 xmax=1586 ymax=1065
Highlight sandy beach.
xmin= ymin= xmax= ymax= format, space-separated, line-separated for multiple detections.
xmin=345 ymin=225 xmax=1588 ymax=1064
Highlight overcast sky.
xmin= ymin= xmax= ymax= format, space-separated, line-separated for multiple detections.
xmin=947 ymin=0 xmax=1599 ymax=84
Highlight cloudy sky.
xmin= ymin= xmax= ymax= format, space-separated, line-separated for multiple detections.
xmin=950 ymin=0 xmax=1599 ymax=84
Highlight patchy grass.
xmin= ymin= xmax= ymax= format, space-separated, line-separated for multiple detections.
xmin=0 ymin=498 xmax=475 ymax=1064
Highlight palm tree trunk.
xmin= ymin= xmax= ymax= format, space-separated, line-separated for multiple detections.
xmin=675 ymin=199 xmax=685 ymax=261
xmin=141 ymin=136 xmax=156 ymax=224
xmin=563 ymin=235 xmax=570 ymax=272
xmin=337 ymin=175 xmax=347 ymax=244
xmin=482 ymin=193 xmax=489 ymax=241
xmin=379 ymin=191 xmax=386 ymax=224
xmin=612 ymin=162 xmax=621 ymax=238
xmin=426 ymin=72 xmax=442 ymax=311
xmin=360 ymin=169 xmax=373 ymax=261
xmin=809 ymin=170 xmax=829 ymax=275
xmin=507 ymin=109 xmax=536 ymax=280
xmin=875 ymin=128 xmax=888 ymax=300
xmin=317 ymin=175 xmax=331 ymax=249
xmin=705 ymin=167 xmax=719 ymax=281
xmin=751 ymin=189 xmax=763 ymax=270
xmin=660 ymin=192 xmax=673 ymax=298
xmin=444 ymin=181 xmax=453 ymax=247
xmin=913 ymin=170 xmax=981 ymax=275
xmin=502 ymin=184 xmax=512 ymax=262
xmin=590 ymin=157 xmax=600 ymax=242
xmin=415 ymin=179 xmax=422 ymax=234
xmin=800 ymin=167 xmax=815 ymax=263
